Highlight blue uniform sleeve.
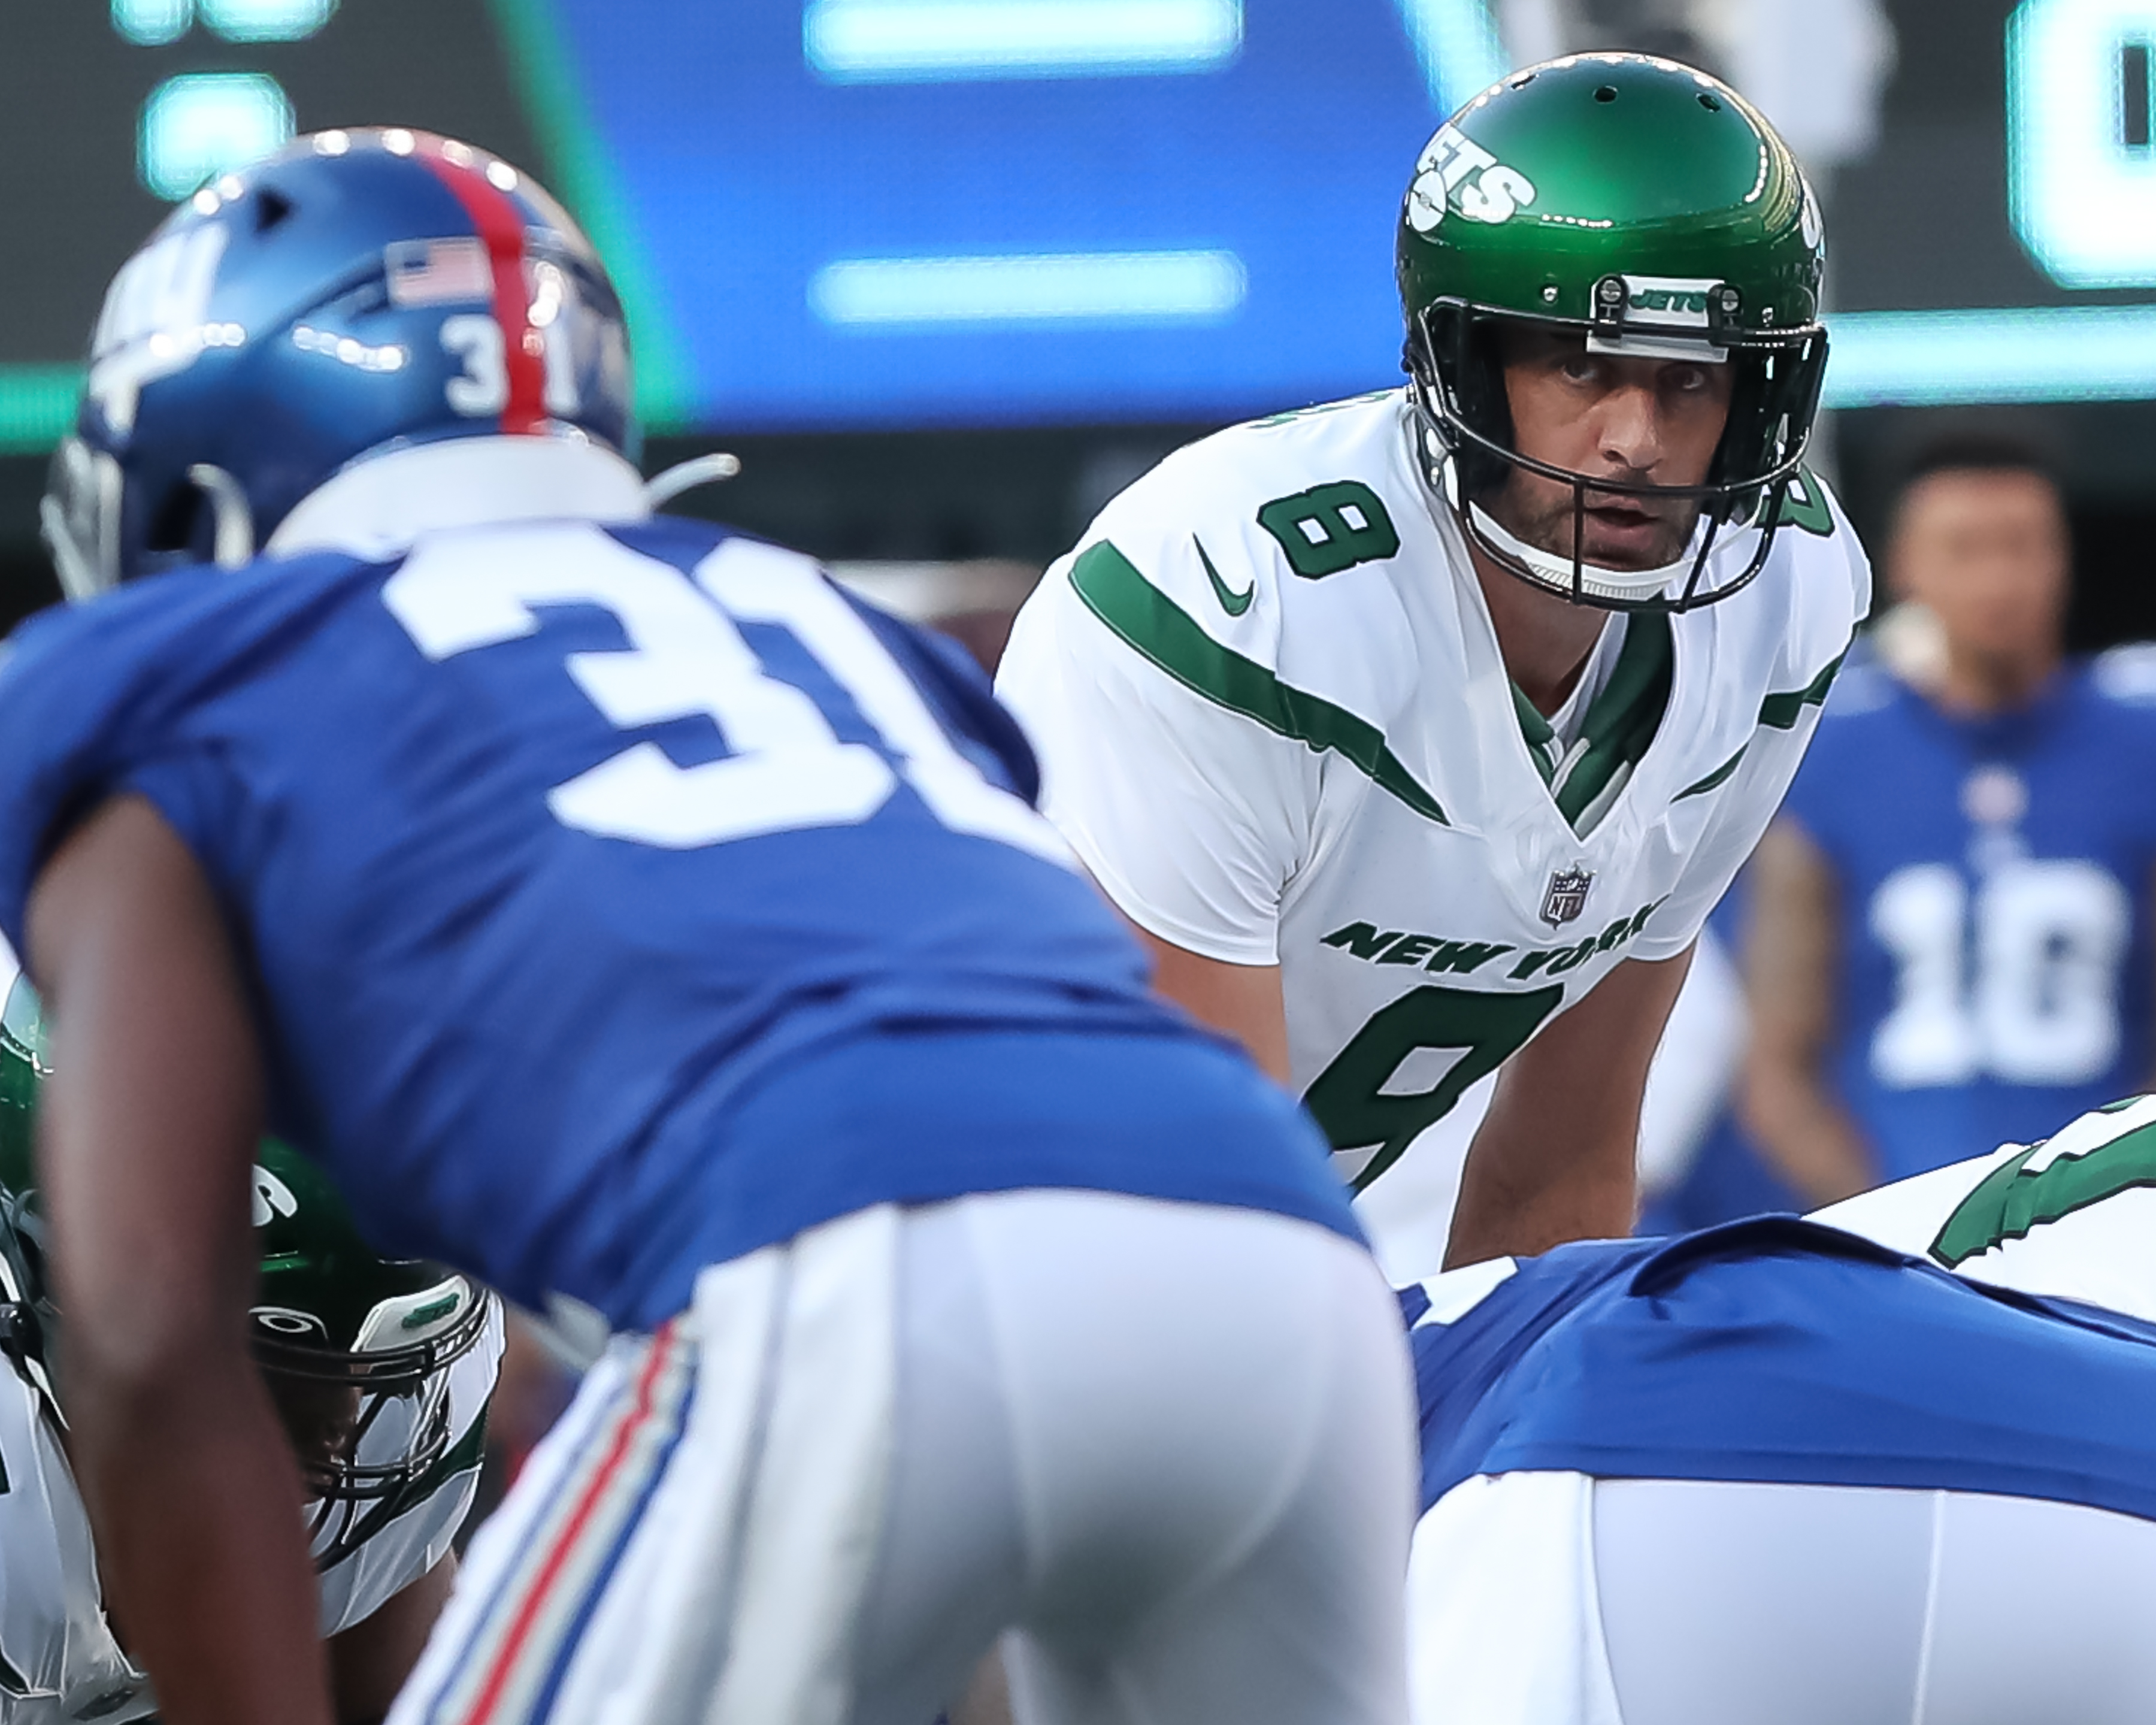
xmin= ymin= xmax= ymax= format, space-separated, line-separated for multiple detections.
xmin=0 ymin=597 xmax=168 ymax=952
xmin=0 ymin=558 xmax=345 ymax=960
xmin=1775 ymin=652 xmax=1907 ymax=855
xmin=2088 ymin=650 xmax=2156 ymax=858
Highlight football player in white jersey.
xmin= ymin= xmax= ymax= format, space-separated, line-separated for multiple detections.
xmin=997 ymin=53 xmax=1869 ymax=1277
xmin=0 ymin=970 xmax=503 ymax=1724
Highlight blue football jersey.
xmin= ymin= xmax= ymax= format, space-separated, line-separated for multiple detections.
xmin=1403 ymin=1216 xmax=2156 ymax=1524
xmin=1780 ymin=654 xmax=2156 ymax=1183
xmin=0 ymin=516 xmax=1356 ymax=1328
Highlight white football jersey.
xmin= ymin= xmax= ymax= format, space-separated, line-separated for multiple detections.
xmin=998 ymin=388 xmax=1868 ymax=1265
xmin=0 ymin=1299 xmax=500 ymax=1723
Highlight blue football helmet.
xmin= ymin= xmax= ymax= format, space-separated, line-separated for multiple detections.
xmin=43 ymin=127 xmax=637 ymax=597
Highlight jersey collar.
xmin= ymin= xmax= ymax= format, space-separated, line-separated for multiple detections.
xmin=267 ymin=435 xmax=650 ymax=562
xmin=1482 ymin=586 xmax=1676 ymax=834
xmin=1536 ymin=613 xmax=1675 ymax=834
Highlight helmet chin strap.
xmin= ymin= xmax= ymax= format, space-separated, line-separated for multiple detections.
xmin=1463 ymin=497 xmax=1695 ymax=604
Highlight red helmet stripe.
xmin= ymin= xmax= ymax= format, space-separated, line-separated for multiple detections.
xmin=419 ymin=146 xmax=547 ymax=435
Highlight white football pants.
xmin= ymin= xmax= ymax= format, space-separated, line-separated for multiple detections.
xmin=1409 ymin=1471 xmax=2156 ymax=1725
xmin=391 ymin=1190 xmax=1415 ymax=1725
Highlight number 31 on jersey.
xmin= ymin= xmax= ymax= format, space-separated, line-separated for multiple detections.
xmin=383 ymin=531 xmax=1070 ymax=862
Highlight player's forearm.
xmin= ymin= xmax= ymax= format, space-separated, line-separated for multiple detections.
xmin=1739 ymin=818 xmax=1866 ymax=1203
xmin=71 ymin=1352 xmax=332 ymax=1725
xmin=1132 ymin=927 xmax=1291 ymax=1084
xmin=28 ymin=797 xmax=327 ymax=1723
xmin=1445 ymin=949 xmax=1691 ymax=1264
xmin=1740 ymin=1048 xmax=1876 ymax=1205
xmin=329 ymin=1552 xmax=457 ymax=1724
xmin=1447 ymin=1115 xmax=1637 ymax=1266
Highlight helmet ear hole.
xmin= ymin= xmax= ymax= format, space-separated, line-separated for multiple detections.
xmin=1420 ymin=304 xmax=1515 ymax=506
xmin=253 ymin=187 xmax=296 ymax=234
xmin=144 ymin=479 xmax=208 ymax=557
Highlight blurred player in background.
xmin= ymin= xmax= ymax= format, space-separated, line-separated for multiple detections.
xmin=0 ymin=967 xmax=501 ymax=1724
xmin=2 ymin=131 xmax=1411 ymax=1725
xmin=998 ymin=53 xmax=1867 ymax=1280
xmin=1744 ymin=437 xmax=2156 ymax=1203
xmin=1403 ymin=1092 xmax=2156 ymax=1724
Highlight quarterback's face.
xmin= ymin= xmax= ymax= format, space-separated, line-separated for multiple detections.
xmin=1494 ymin=329 xmax=1734 ymax=571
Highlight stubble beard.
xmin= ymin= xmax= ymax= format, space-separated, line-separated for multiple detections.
xmin=1492 ymin=473 xmax=1704 ymax=573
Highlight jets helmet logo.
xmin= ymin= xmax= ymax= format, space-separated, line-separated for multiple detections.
xmin=1406 ymin=125 xmax=1538 ymax=231
xmin=1540 ymin=866 xmax=1593 ymax=927
xmin=252 ymin=1165 xmax=298 ymax=1227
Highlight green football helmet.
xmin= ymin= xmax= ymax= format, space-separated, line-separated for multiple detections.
xmin=0 ymin=973 xmax=494 ymax=1567
xmin=1397 ymin=52 xmax=1830 ymax=611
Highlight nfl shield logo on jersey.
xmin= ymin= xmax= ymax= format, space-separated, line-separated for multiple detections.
xmin=1540 ymin=865 xmax=1593 ymax=927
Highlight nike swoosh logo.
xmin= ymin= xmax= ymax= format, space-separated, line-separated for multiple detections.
xmin=1196 ymin=537 xmax=1253 ymax=617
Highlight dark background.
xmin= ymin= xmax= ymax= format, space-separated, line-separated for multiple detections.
xmin=0 ymin=0 xmax=2149 ymax=646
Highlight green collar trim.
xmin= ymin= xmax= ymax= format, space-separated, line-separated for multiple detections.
xmin=1511 ymin=683 xmax=1558 ymax=787
xmin=1507 ymin=616 xmax=1675 ymax=830
xmin=1555 ymin=612 xmax=1674 ymax=826
xmin=1068 ymin=542 xmax=1448 ymax=825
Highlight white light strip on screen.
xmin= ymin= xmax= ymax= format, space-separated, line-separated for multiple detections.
xmin=1394 ymin=0 xmax=1507 ymax=117
xmin=138 ymin=72 xmax=295 ymax=201
xmin=1822 ymin=304 xmax=2156 ymax=407
xmin=199 ymin=0 xmax=337 ymax=43
xmin=113 ymin=0 xmax=191 ymax=45
xmin=810 ymin=251 xmax=1249 ymax=325
xmin=804 ymin=0 xmax=1241 ymax=81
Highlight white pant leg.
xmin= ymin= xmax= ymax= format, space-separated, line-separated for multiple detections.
xmin=1918 ymin=1489 xmax=2156 ymax=1725
xmin=841 ymin=1199 xmax=1026 ymax=1725
xmin=388 ymin=1210 xmax=893 ymax=1725
xmin=1406 ymin=1472 xmax=1624 ymax=1725
xmin=1593 ymin=1479 xmax=1934 ymax=1725
xmin=1589 ymin=1479 xmax=2156 ymax=1725
xmin=850 ymin=1190 xmax=1415 ymax=1725
xmin=392 ymin=1193 xmax=1413 ymax=1725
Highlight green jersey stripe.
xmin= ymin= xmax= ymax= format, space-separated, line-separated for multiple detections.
xmin=1068 ymin=541 xmax=1449 ymax=825
xmin=1931 ymin=1116 xmax=2156 ymax=1269
xmin=1676 ymin=745 xmax=1748 ymax=801
xmin=1552 ymin=613 xmax=1674 ymax=830
xmin=1674 ymin=646 xmax=1848 ymax=800
xmin=1759 ymin=648 xmax=1847 ymax=730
